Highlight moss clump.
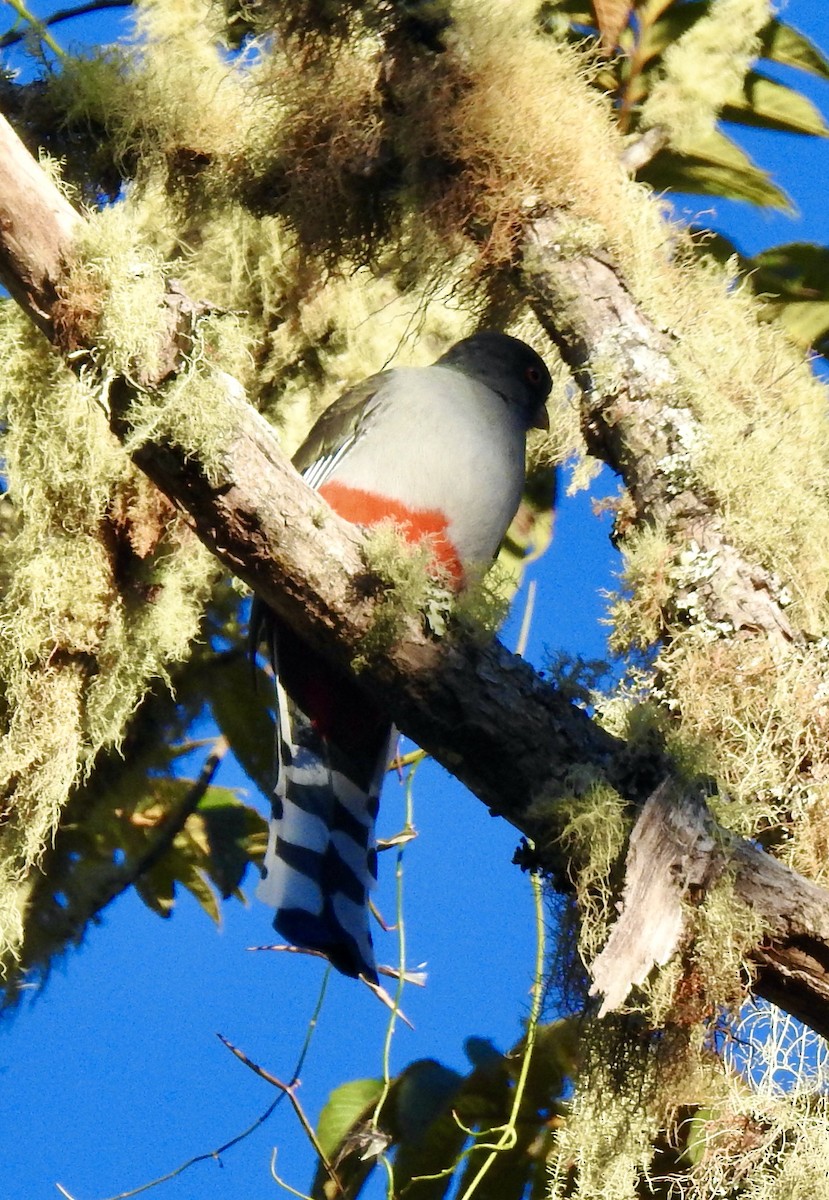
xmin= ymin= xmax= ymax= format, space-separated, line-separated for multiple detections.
xmin=354 ymin=523 xmax=453 ymax=666
xmin=555 ymin=784 xmax=630 ymax=965
xmin=55 ymin=205 xmax=169 ymax=375
xmin=691 ymin=875 xmax=764 ymax=1011
xmin=608 ymin=524 xmax=676 ymax=651
xmin=123 ymin=311 xmax=251 ymax=482
xmin=0 ymin=300 xmax=217 ymax=973
xmin=641 ymin=0 xmax=772 ymax=151
xmin=550 ymin=1011 xmax=723 ymax=1200
xmin=353 ymin=519 xmax=521 ymax=668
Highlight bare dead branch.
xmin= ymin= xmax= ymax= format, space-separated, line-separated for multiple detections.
xmin=216 ymin=1033 xmax=346 ymax=1196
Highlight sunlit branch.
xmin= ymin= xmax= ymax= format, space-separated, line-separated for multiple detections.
xmin=0 ymin=0 xmax=129 ymax=48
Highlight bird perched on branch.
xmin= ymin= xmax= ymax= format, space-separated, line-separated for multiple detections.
xmin=253 ymin=331 xmax=552 ymax=982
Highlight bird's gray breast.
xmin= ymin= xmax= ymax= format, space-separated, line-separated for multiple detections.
xmin=329 ymin=366 xmax=527 ymax=566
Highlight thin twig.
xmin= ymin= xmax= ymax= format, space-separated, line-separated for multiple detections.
xmin=2 ymin=0 xmax=65 ymax=56
xmin=56 ymin=1097 xmax=280 ymax=1200
xmin=389 ymin=748 xmax=428 ymax=773
xmin=404 ymin=869 xmax=548 ymax=1196
xmin=55 ymin=970 xmax=331 ymax=1200
xmin=371 ymin=756 xmax=419 ymax=1161
xmin=515 ymin=579 xmax=536 ymax=659
xmin=216 ymin=1034 xmax=345 ymax=1197
xmin=269 ymin=1150 xmax=314 ymax=1200
xmin=99 ymin=736 xmax=229 ymax=905
xmin=376 ymin=828 xmax=418 ymax=850
xmin=248 ymin=943 xmax=419 ymax=1016
xmin=456 ymin=869 xmax=546 ymax=1200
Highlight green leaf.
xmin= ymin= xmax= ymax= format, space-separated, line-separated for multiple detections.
xmin=519 ymin=1019 xmax=579 ymax=1110
xmin=312 ymin=1077 xmax=385 ymax=1200
xmin=174 ymin=859 xmax=221 ymax=922
xmin=134 ymin=858 xmax=177 ymax=917
xmin=642 ymin=0 xmax=713 ymax=65
xmin=454 ymin=1022 xmax=576 ymax=1200
xmin=687 ymin=240 xmax=829 ymax=355
xmin=750 ymin=241 xmax=829 ymax=296
xmin=747 ymin=242 xmax=829 ymax=351
xmin=393 ymin=1059 xmax=466 ymax=1143
xmin=129 ymin=778 xmax=264 ymax=922
xmin=641 ymin=10 xmax=829 ymax=81
xmin=721 ymin=70 xmax=829 ymax=136
xmin=640 ymin=131 xmax=791 ymax=208
xmin=391 ymin=1060 xmax=477 ymax=1200
xmin=307 ymin=1026 xmax=577 ymax=1200
xmin=464 ymin=1036 xmax=504 ymax=1070
xmin=205 ymin=653 xmax=276 ymax=797
xmin=758 ymin=19 xmax=829 ymax=80
xmin=195 ymin=794 xmax=267 ymax=897
xmin=453 ymin=1127 xmax=537 ymax=1200
xmin=772 ymin=299 xmax=829 ymax=349
xmin=316 ymin=1078 xmax=385 ymax=1159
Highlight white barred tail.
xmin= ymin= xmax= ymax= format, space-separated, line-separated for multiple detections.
xmin=257 ymin=671 xmax=391 ymax=981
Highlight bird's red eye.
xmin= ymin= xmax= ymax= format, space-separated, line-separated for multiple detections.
xmin=525 ymin=365 xmax=542 ymax=385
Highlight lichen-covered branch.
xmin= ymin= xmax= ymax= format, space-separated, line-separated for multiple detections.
xmin=588 ymin=780 xmax=829 ymax=1039
xmin=518 ymin=209 xmax=829 ymax=1030
xmin=4 ymin=112 xmax=829 ymax=1035
xmin=521 ymin=211 xmax=796 ymax=644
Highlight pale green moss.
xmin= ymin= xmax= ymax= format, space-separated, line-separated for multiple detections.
xmin=641 ymin=0 xmax=771 ymax=150
xmin=354 ymin=523 xmax=450 ymax=665
xmin=60 ymin=206 xmax=169 ymax=379
xmin=0 ymin=301 xmax=217 ymax=972
xmin=123 ymin=312 xmax=250 ymax=482
xmin=556 ymin=784 xmax=630 ymax=965
xmin=694 ymin=874 xmax=765 ymax=1006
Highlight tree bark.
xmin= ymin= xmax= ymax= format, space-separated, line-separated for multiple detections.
xmin=3 ymin=113 xmax=829 ymax=1036
xmin=0 ymin=115 xmax=81 ymax=337
xmin=521 ymin=211 xmax=796 ymax=644
xmin=589 ymin=781 xmax=829 ymax=1037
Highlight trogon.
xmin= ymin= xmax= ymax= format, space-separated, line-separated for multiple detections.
xmin=254 ymin=331 xmax=552 ymax=982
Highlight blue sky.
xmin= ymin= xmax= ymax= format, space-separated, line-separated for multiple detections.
xmin=2 ymin=3 xmax=829 ymax=1198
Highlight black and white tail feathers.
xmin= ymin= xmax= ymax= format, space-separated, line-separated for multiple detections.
xmin=252 ymin=603 xmax=392 ymax=981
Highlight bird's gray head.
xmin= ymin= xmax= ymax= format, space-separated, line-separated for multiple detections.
xmin=436 ymin=331 xmax=552 ymax=430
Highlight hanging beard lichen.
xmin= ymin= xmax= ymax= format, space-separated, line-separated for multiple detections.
xmin=0 ymin=299 xmax=218 ymax=973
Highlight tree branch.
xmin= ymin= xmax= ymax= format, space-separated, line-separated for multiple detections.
xmin=0 ymin=113 xmax=81 ymax=335
xmin=521 ymin=211 xmax=796 ymax=645
xmin=3 ymin=112 xmax=829 ymax=1035
xmin=0 ymin=0 xmax=130 ymax=49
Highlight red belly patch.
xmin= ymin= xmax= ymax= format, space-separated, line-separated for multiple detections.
xmin=319 ymin=481 xmax=463 ymax=585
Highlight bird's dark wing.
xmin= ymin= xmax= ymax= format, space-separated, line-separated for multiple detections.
xmin=293 ymin=371 xmax=390 ymax=481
